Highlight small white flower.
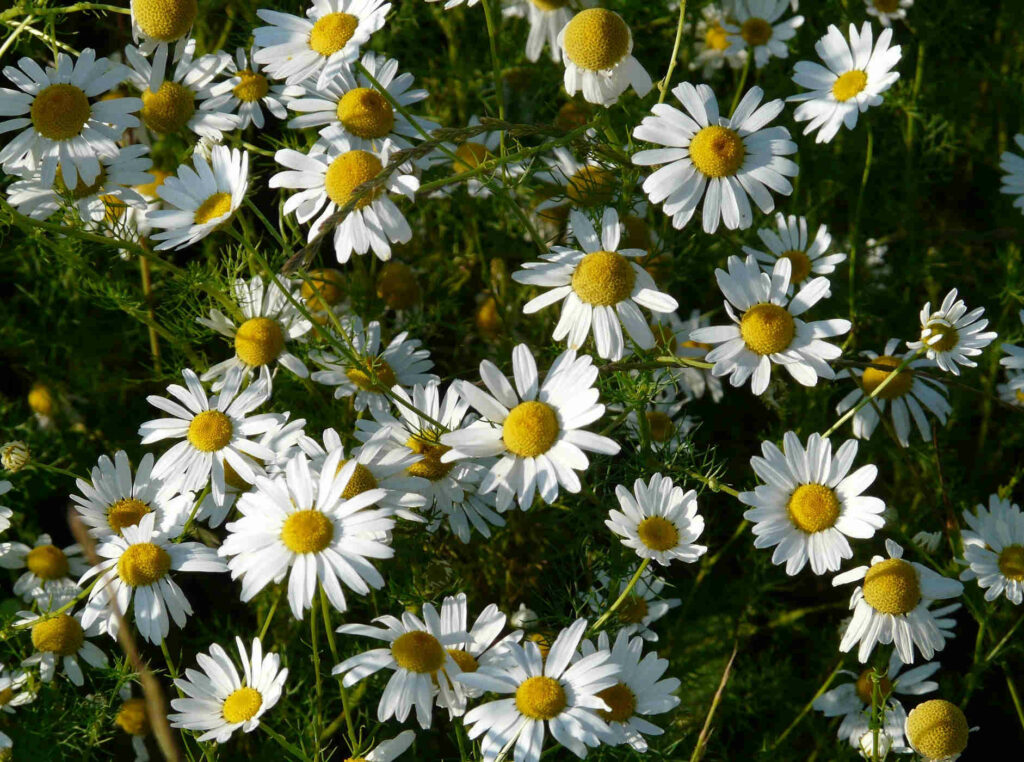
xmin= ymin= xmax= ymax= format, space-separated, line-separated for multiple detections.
xmin=203 ymin=47 xmax=298 ymax=130
xmin=17 ymin=607 xmax=107 ymax=686
xmin=606 ymin=473 xmax=706 ymax=566
xmin=743 ymin=213 xmax=846 ymax=292
xmin=1000 ymin=135 xmax=1024 ymax=216
xmin=958 ymin=494 xmax=1024 ymax=605
xmin=0 ymin=662 xmax=35 ymax=714
xmin=690 ymin=5 xmax=747 ymax=78
xmin=0 ymin=533 xmax=86 ymax=606
xmin=587 ymin=565 xmax=680 ymax=641
xmin=907 ymin=288 xmax=997 ymax=375
xmin=624 ymin=391 xmax=694 ymax=451
xmin=129 ymin=0 xmax=198 ymax=89
xmin=558 ymin=8 xmax=652 ymax=106
xmin=866 ymin=0 xmax=914 ymax=27
xmin=650 ymin=310 xmax=724 ymax=402
xmin=502 ymin=0 xmax=590 ymax=63
xmin=723 ymin=0 xmax=804 ymax=69
xmin=912 ymin=530 xmax=943 ymax=554
xmin=0 ymin=480 xmax=12 ymax=535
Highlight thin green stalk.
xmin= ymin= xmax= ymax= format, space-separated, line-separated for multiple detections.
xmin=260 ymin=587 xmax=283 ymax=641
xmin=1006 ymin=669 xmax=1024 ymax=734
xmin=847 ymin=125 xmax=874 ymax=330
xmin=310 ymin=605 xmax=324 ymax=761
xmin=0 ymin=13 xmax=35 ymax=63
xmin=320 ymin=586 xmax=358 ymax=750
xmin=729 ymin=56 xmax=751 ymax=116
xmin=0 ymin=3 xmax=129 ymax=22
xmin=161 ymin=639 xmax=184 ymax=699
xmin=480 ymin=0 xmax=507 ymax=155
xmin=685 ymin=469 xmax=741 ymax=498
xmin=986 ymin=611 xmax=1024 ymax=662
xmin=772 ymin=659 xmax=844 ymax=749
xmin=658 ymin=0 xmax=688 ymax=104
xmin=175 ymin=486 xmax=211 ymax=542
xmin=822 ymin=348 xmax=921 ymax=438
xmin=261 ymin=723 xmax=310 ymax=762
xmin=590 ymin=558 xmax=650 ymax=632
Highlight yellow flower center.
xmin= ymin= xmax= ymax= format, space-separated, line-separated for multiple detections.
xmin=302 ymin=268 xmax=346 ymax=311
xmin=345 ymin=356 xmax=397 ymax=392
xmin=855 ymin=669 xmax=894 ymax=706
xmin=233 ymin=69 xmax=269 ymax=103
xmin=998 ymin=545 xmax=1024 ymax=581
xmin=116 ymin=698 xmax=150 ymax=736
xmin=107 ymin=498 xmax=152 ymax=534
xmin=335 ymin=461 xmax=380 ymax=499
xmin=621 ymin=214 xmax=650 ymax=250
xmin=787 ymin=484 xmax=841 ymax=534
xmin=873 ymin=0 xmax=901 ymax=13
xmin=324 ymin=150 xmax=382 ymax=210
xmin=193 ymin=192 xmax=233 ymax=226
xmin=102 ymin=194 xmax=127 ymax=223
xmin=705 ymin=23 xmax=730 ymax=51
xmin=309 ymin=12 xmax=359 ymax=57
xmin=405 ymin=435 xmax=454 ymax=482
xmin=281 ymin=509 xmax=334 ymax=554
xmin=28 ymin=384 xmax=55 ymax=416
xmin=476 ymin=296 xmax=502 ymax=336
xmin=118 ymin=542 xmax=173 ymax=587
xmin=453 ymin=141 xmax=490 ymax=173
xmin=636 ymin=516 xmax=680 ymax=551
xmin=377 ymin=261 xmax=420 ymax=309
xmin=571 ymin=250 xmax=636 ymax=306
xmin=555 ymin=100 xmax=590 ymax=132
xmin=861 ymin=355 xmax=914 ymax=400
xmin=223 ymin=457 xmax=255 ymax=491
xmin=645 ymin=411 xmax=675 ymax=443
xmin=516 ymin=676 xmax=567 ymax=720
xmin=832 ymin=70 xmax=868 ymax=102
xmin=780 ymin=249 xmax=812 ymax=284
xmin=26 ymin=544 xmax=70 ymax=580
xmin=689 ymin=125 xmax=746 ymax=178
xmin=906 ymin=700 xmax=969 ymax=760
xmin=31 ymin=614 xmax=85 ymax=656
xmin=446 ymin=648 xmax=479 ymax=673
xmin=56 ymin=165 xmax=107 ymax=200
xmin=921 ymin=321 xmax=959 ymax=353
xmin=527 ymin=632 xmax=551 ymax=659
xmin=651 ymin=324 xmax=678 ymax=351
xmin=530 ymin=0 xmax=569 ymax=10
xmin=502 ymin=401 xmax=560 ymax=458
xmin=1015 ymin=389 xmax=1024 ymax=405
xmin=187 ymin=409 xmax=233 ymax=452
xmin=566 ymin=166 xmax=615 ymax=207
xmin=140 ymin=81 xmax=196 ymax=135
xmin=135 ymin=168 xmax=172 ymax=199
xmin=562 ymin=9 xmax=630 ymax=71
xmin=740 ymin=303 xmax=795 ymax=355
xmin=596 ymin=682 xmax=637 ymax=723
xmin=133 ymin=0 xmax=197 ymax=41
xmin=862 ymin=558 xmax=921 ymax=615
xmin=31 ymin=84 xmax=91 ymax=141
xmin=741 ymin=17 xmax=773 ymax=46
xmin=618 ymin=594 xmax=648 ymax=624
xmin=0 ymin=688 xmax=13 ymax=706
xmin=391 ymin=631 xmax=446 ymax=674
xmin=222 ymin=686 xmax=263 ymax=724
xmin=234 ymin=317 xmax=285 ymax=367
xmin=337 ymin=87 xmax=395 ymax=139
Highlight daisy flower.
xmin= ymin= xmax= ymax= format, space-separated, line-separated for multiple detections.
xmin=587 ymin=565 xmax=680 ymax=641
xmin=253 ymin=0 xmax=391 ymax=90
xmin=197 ymin=275 xmax=312 ymax=391
xmin=124 ymin=43 xmax=237 ymax=140
xmin=440 ymin=344 xmax=621 ymax=510
xmin=624 ymin=393 xmax=693 ymax=451
xmin=0 ymin=663 xmax=35 ymax=716
xmin=113 ymin=685 xmax=151 ymax=761
xmin=743 ymin=213 xmax=846 ymax=291
xmin=79 ymin=513 xmax=225 ymax=644
xmin=997 ymin=369 xmax=1024 ymax=407
xmin=0 ymin=533 xmax=86 ymax=605
xmin=835 ymin=339 xmax=951 ymax=447
xmin=904 ymin=699 xmax=971 ymax=762
xmin=866 ymin=0 xmax=913 ymax=27
xmin=270 ymin=135 xmax=418 ymax=263
xmin=138 ymin=367 xmax=281 ymax=504
xmin=0 ymin=50 xmax=140 ymax=188
xmin=907 ymin=288 xmax=997 ymax=375
xmin=349 ymin=732 xmax=416 ymax=762
xmin=287 ymin=51 xmax=437 ymax=152
xmin=1000 ymin=135 xmax=1024 ymax=215
xmin=958 ymin=494 xmax=1024 ymax=605
xmin=559 ymin=9 xmax=652 ymax=106
xmin=169 ymin=637 xmax=288 ymax=743
xmin=632 ymin=83 xmax=797 ymax=233
xmin=690 ymin=5 xmax=747 ymax=78
xmin=429 ymin=115 xmax=509 ymax=198
xmin=834 ymin=539 xmax=963 ymax=664
xmin=649 ymin=310 xmax=724 ymax=402
xmin=309 ymin=317 xmax=436 ymax=413
xmin=606 ymin=473 xmax=706 ymax=566
xmin=788 ymin=23 xmax=902 ymax=144
xmin=129 ymin=0 xmax=198 ymax=89
xmin=512 ymin=207 xmax=678 ymax=360
xmin=17 ymin=608 xmax=107 ymax=686
xmin=146 ymin=143 xmax=249 ymax=250
xmin=203 ymin=48 xmax=297 ymax=130
xmin=354 ymin=382 xmax=505 ymax=542
xmin=999 ymin=309 xmax=1024 ymax=377
xmin=531 ymin=149 xmax=619 ymax=238
xmin=427 ymin=0 xmax=480 ymax=9
xmin=723 ymin=0 xmax=803 ymax=69
xmin=503 ymin=0 xmax=588 ymax=64
xmin=855 ymin=705 xmax=909 ymax=758
xmin=0 ymin=480 xmax=14 ymax=534
xmin=457 ymin=618 xmax=619 ymax=762
xmin=218 ymin=451 xmax=394 ymax=619
xmin=333 ymin=604 xmax=470 ymax=728
xmin=913 ymin=530 xmax=943 ymax=554
xmin=689 ymin=255 xmax=851 ymax=395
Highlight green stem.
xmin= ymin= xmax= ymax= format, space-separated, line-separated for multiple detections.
xmin=685 ymin=469 xmax=741 ymax=499
xmin=320 ymin=586 xmax=358 ymax=750
xmin=658 ymin=0 xmax=688 ymax=104
xmin=310 ymin=602 xmax=323 ymax=760
xmin=261 ymin=723 xmax=310 ymax=762
xmin=480 ymin=0 xmax=507 ymax=155
xmin=729 ymin=56 xmax=751 ymax=116
xmin=986 ymin=611 xmax=1024 ymax=662
xmin=260 ymin=588 xmax=283 ymax=641
xmin=590 ymin=558 xmax=650 ymax=633
xmin=0 ymin=13 xmax=35 ymax=63
xmin=175 ymin=486 xmax=211 ymax=542
xmin=0 ymin=2 xmax=128 ymax=22
xmin=1006 ymin=669 xmax=1024 ymax=734
xmin=771 ymin=659 xmax=844 ymax=749
xmin=822 ymin=348 xmax=921 ymax=439
xmin=847 ymin=125 xmax=874 ymax=329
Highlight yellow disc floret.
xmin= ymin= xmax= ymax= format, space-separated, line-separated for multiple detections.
xmin=234 ymin=317 xmax=285 ymax=367
xmin=855 ymin=669 xmax=893 ymax=706
xmin=338 ymin=87 xmax=395 ymax=139
xmin=705 ymin=23 xmax=730 ymax=52
xmin=689 ymin=125 xmax=746 ymax=178
xmin=309 ymin=13 xmax=359 ymax=57
xmin=133 ymin=0 xmax=197 ymax=42
xmin=530 ymin=0 xmax=569 ymax=10
xmin=118 ymin=542 xmax=173 ymax=587
xmin=193 ymin=192 xmax=233 ymax=225
xmin=187 ymin=409 xmax=233 ymax=452
xmin=135 ymin=168 xmax=172 ymax=199
xmin=566 ymin=166 xmax=615 ymax=207
xmin=503 ymin=401 xmax=560 ymax=458
xmin=861 ymin=355 xmax=913 ymax=399
xmin=780 ymin=249 xmax=812 ymax=284
xmin=562 ymin=9 xmax=630 ymax=72
xmin=636 ymin=516 xmax=680 ymax=552
xmin=391 ymin=631 xmax=446 ymax=673
xmin=405 ymin=436 xmax=454 ymax=481
xmin=325 ymin=150 xmax=382 ymax=209
xmin=116 ymin=698 xmax=150 ymax=736
xmin=571 ymin=251 xmax=636 ymax=306
xmin=862 ymin=558 xmax=921 ymax=615
xmin=454 ymin=142 xmax=490 ymax=173
xmin=302 ymin=268 xmax=346 ymax=311
xmin=740 ymin=17 xmax=773 ymax=46
xmin=26 ymin=545 xmax=70 ymax=580
xmin=998 ymin=545 xmax=1024 ymax=581
xmin=516 ymin=676 xmax=567 ymax=720
xmin=140 ymin=81 xmax=195 ymax=135
xmin=905 ymin=699 xmax=969 ymax=761
xmin=921 ymin=321 xmax=959 ymax=353
xmin=233 ymin=69 xmax=269 ymax=103
xmin=618 ymin=595 xmax=648 ymax=624
xmin=336 ymin=461 xmax=380 ymax=499
xmin=832 ymin=70 xmax=868 ymax=102
xmin=740 ymin=303 xmax=795 ymax=355
xmin=108 ymin=498 xmax=152 ymax=533
xmin=28 ymin=383 xmax=55 ymax=416
xmin=345 ymin=356 xmax=397 ymax=391
xmin=596 ymin=682 xmax=637 ymax=723
xmin=281 ymin=509 xmax=334 ymax=554
xmin=222 ymin=686 xmax=263 ymax=723
xmin=447 ymin=648 xmax=479 ymax=673
xmin=787 ymin=484 xmax=841 ymax=534
xmin=31 ymin=84 xmax=91 ymax=141
xmin=31 ymin=614 xmax=85 ymax=656
xmin=645 ymin=411 xmax=675 ymax=443
xmin=476 ymin=296 xmax=502 ymax=337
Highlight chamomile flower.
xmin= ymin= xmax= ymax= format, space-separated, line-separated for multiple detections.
xmin=0 ymin=534 xmax=86 ymax=606
xmin=253 ymin=0 xmax=391 ymax=90
xmin=999 ymin=135 xmax=1024 ymax=215
xmin=788 ymin=23 xmax=902 ymax=144
xmin=334 ymin=605 xmax=470 ymax=727
xmin=958 ymin=494 xmax=1024 ymax=605
xmin=513 ymin=208 xmax=678 ymax=360
xmin=431 ymin=115 xmax=513 ymax=198
xmin=587 ymin=565 xmax=680 ymax=641
xmin=146 ymin=143 xmax=248 ymax=250
xmin=204 ymin=48 xmax=297 ymax=130
xmin=354 ymin=382 xmax=504 ymax=542
xmin=907 ymin=289 xmax=997 ymax=375
xmin=218 ymin=451 xmax=395 ymax=619
xmin=197 ymin=276 xmax=312 ymax=391
xmin=913 ymin=530 xmax=943 ymax=554
xmin=0 ymin=50 xmax=139 ymax=188
xmin=836 ymin=339 xmax=951 ymax=446
xmin=690 ymin=255 xmax=851 ymax=395
xmin=998 ymin=370 xmax=1024 ymax=407
xmin=834 ymin=539 xmax=963 ymax=664
xmin=853 ymin=706 xmax=910 ymax=758
xmin=17 ymin=608 xmax=107 ymax=686
xmin=309 ymin=317 xmax=436 ymax=413
xmin=350 ymin=732 xmax=416 ymax=762
xmin=456 ymin=618 xmax=619 ymax=762
xmin=427 ymin=0 xmax=480 ymax=8
xmin=606 ymin=473 xmax=706 ymax=566
xmin=743 ymin=213 xmax=846 ymax=291
xmin=866 ymin=0 xmax=913 ymax=27
xmin=79 ymin=513 xmax=226 ymax=644
xmin=624 ymin=394 xmax=693 ymax=451
xmin=270 ymin=136 xmax=418 ymax=263
xmin=723 ymin=0 xmax=803 ymax=69
xmin=633 ymin=83 xmax=797 ymax=233
xmin=169 ymin=637 xmax=288 ymax=743
xmin=532 ymin=149 xmax=619 ymax=234
xmin=138 ymin=367 xmax=282 ymax=504
xmin=114 ymin=685 xmax=151 ymax=761
xmin=129 ymin=0 xmax=198 ymax=89
xmin=0 ymin=481 xmax=14 ymax=534
xmin=904 ymin=699 xmax=971 ymax=762
xmin=559 ymin=9 xmax=652 ymax=106
xmin=0 ymin=663 xmax=34 ymax=714
xmin=502 ymin=0 xmax=589 ymax=64
xmin=690 ymin=5 xmax=747 ymax=78
xmin=440 ymin=344 xmax=621 ymax=510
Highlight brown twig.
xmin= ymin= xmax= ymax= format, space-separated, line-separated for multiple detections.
xmin=689 ymin=640 xmax=739 ymax=762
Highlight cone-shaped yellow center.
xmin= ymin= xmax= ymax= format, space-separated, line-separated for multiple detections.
xmin=567 ymin=166 xmax=615 ymax=207
xmin=31 ymin=614 xmax=85 ymax=656
xmin=133 ymin=0 xmax=197 ymax=41
xmin=338 ymin=87 xmax=395 ymax=139
xmin=325 ymin=150 xmax=382 ymax=209
xmin=108 ymin=498 xmax=152 ymax=533
xmin=135 ymin=168 xmax=172 ymax=199
xmin=645 ymin=411 xmax=675 ymax=442
xmin=998 ymin=545 xmax=1024 ymax=581
xmin=706 ymin=23 xmax=730 ymax=51
xmin=563 ymin=9 xmax=630 ymax=71
xmin=28 ymin=384 xmax=55 ymax=416
xmin=193 ymin=192 xmax=233 ymax=225
xmin=637 ymin=516 xmax=680 ymax=551
xmin=309 ymin=12 xmax=359 ymax=56
xmin=741 ymin=17 xmax=773 ymax=46
xmin=281 ymin=509 xmax=334 ymax=554
xmin=116 ymin=698 xmax=150 ymax=736
xmin=596 ymin=682 xmax=637 ymax=723
xmin=141 ymin=81 xmax=195 ymax=135
xmin=921 ymin=322 xmax=959 ymax=353
xmin=335 ymin=461 xmax=379 ymax=499
xmin=55 ymin=165 xmax=107 ymax=200
xmin=555 ymin=100 xmax=590 ymax=132
xmin=454 ymin=141 xmax=490 ymax=173
xmin=861 ymin=355 xmax=913 ymax=400
xmin=0 ymin=688 xmax=14 ymax=706
xmin=222 ymin=686 xmax=263 ymax=723
xmin=477 ymin=296 xmax=501 ymax=336
xmin=571 ymin=250 xmax=635 ymax=306
xmin=780 ymin=249 xmax=812 ymax=284
xmin=302 ymin=268 xmax=346 ymax=310
xmin=689 ymin=125 xmax=746 ymax=178
xmin=618 ymin=594 xmax=649 ymax=624
xmin=906 ymin=700 xmax=969 ymax=760
xmin=447 ymin=648 xmax=479 ymax=673
xmin=345 ymin=356 xmax=397 ymax=391
xmin=26 ymin=544 xmax=70 ymax=580
xmin=530 ymin=0 xmax=569 ymax=10
xmin=377 ymin=261 xmax=420 ymax=309
xmin=233 ymin=69 xmax=269 ymax=103
xmin=787 ymin=484 xmax=841 ymax=533
xmin=855 ymin=669 xmax=894 ymax=705
xmin=391 ymin=631 xmax=446 ymax=673
xmin=234 ymin=317 xmax=285 ymax=367
xmin=223 ymin=457 xmax=256 ymax=491
xmin=863 ymin=558 xmax=921 ymax=615
xmin=31 ymin=84 xmax=91 ymax=141
xmin=405 ymin=436 xmax=454 ymax=481
xmin=832 ymin=70 xmax=868 ymax=102
xmin=516 ymin=676 xmax=567 ymax=720
xmin=118 ymin=542 xmax=173 ymax=587
xmin=187 ymin=410 xmax=233 ymax=452
xmin=503 ymin=401 xmax=560 ymax=458
xmin=740 ymin=303 xmax=795 ymax=355
xmin=682 ymin=339 xmax=712 ymax=353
